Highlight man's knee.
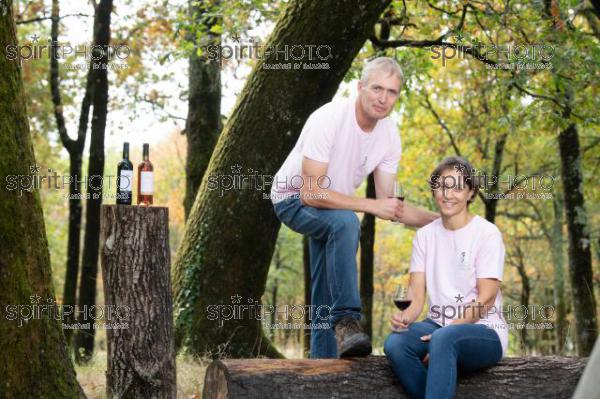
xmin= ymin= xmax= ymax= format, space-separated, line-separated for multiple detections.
xmin=329 ymin=210 xmax=360 ymax=235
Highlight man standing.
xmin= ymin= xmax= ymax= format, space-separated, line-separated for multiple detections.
xmin=270 ymin=57 xmax=437 ymax=358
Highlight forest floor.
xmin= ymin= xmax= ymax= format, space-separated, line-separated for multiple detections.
xmin=76 ymin=349 xmax=208 ymax=398
xmin=75 ymin=339 xmax=303 ymax=398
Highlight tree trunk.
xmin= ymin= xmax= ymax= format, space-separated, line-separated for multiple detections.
xmin=513 ymin=243 xmax=531 ymax=353
xmin=541 ymin=0 xmax=598 ymax=357
xmin=172 ymin=0 xmax=392 ymax=358
xmin=551 ymin=192 xmax=567 ymax=353
xmin=183 ymin=0 xmax=222 ymax=219
xmin=202 ymin=356 xmax=587 ymax=398
xmin=303 ymin=235 xmax=310 ymax=358
xmin=269 ymin=247 xmax=280 ymax=342
xmin=74 ymin=0 xmax=113 ymax=363
xmin=100 ymin=205 xmax=176 ymax=399
xmin=360 ymin=173 xmax=376 ymax=338
xmin=558 ymin=123 xmax=598 ymax=356
xmin=0 ymin=3 xmax=85 ymax=396
xmin=484 ymin=131 xmax=508 ymax=223
xmin=51 ymin=0 xmax=93 ymax=346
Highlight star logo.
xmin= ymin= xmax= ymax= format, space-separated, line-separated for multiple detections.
xmin=231 ymin=164 xmax=242 ymax=174
xmin=30 ymin=294 xmax=41 ymax=304
xmin=454 ymin=164 xmax=466 ymax=173
xmin=454 ymin=32 xmax=464 ymax=43
xmin=454 ymin=293 xmax=464 ymax=303
xmin=230 ymin=294 xmax=242 ymax=304
xmin=30 ymin=164 xmax=41 ymax=174
xmin=231 ymin=34 xmax=241 ymax=43
xmin=30 ymin=34 xmax=40 ymax=43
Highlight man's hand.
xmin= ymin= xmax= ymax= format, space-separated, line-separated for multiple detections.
xmin=390 ymin=310 xmax=410 ymax=332
xmin=372 ymin=198 xmax=404 ymax=221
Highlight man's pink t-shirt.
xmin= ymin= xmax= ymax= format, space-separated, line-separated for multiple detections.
xmin=409 ymin=215 xmax=509 ymax=356
xmin=270 ymin=96 xmax=402 ymax=204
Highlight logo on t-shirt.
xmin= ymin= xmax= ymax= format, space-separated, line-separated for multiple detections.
xmin=456 ymin=250 xmax=472 ymax=270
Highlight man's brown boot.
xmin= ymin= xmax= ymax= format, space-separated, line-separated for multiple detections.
xmin=335 ymin=316 xmax=372 ymax=357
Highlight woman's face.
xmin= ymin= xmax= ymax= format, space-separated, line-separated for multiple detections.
xmin=432 ymin=167 xmax=474 ymax=218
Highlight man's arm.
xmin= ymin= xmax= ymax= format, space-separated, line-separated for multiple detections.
xmin=373 ymin=168 xmax=439 ymax=228
xmin=400 ymin=202 xmax=439 ymax=228
xmin=300 ymin=157 xmax=401 ymax=221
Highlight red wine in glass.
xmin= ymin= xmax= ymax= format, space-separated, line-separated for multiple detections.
xmin=393 ymin=286 xmax=410 ymax=332
xmin=394 ymin=299 xmax=412 ymax=310
xmin=391 ymin=182 xmax=405 ymax=224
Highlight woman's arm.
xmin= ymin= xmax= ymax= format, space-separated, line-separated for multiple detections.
xmin=391 ymin=272 xmax=426 ymax=330
xmin=450 ymin=278 xmax=499 ymax=325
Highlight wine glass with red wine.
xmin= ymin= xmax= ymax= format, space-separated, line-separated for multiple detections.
xmin=391 ymin=182 xmax=405 ymax=224
xmin=394 ymin=181 xmax=405 ymax=202
xmin=393 ymin=285 xmax=411 ymax=332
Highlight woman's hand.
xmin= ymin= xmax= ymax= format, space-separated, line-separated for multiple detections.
xmin=420 ymin=334 xmax=432 ymax=365
xmin=390 ymin=310 xmax=411 ymax=332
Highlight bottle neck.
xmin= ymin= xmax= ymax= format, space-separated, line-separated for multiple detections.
xmin=143 ymin=144 xmax=149 ymax=161
xmin=123 ymin=144 xmax=129 ymax=160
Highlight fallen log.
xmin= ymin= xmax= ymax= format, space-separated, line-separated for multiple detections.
xmin=203 ymin=355 xmax=587 ymax=398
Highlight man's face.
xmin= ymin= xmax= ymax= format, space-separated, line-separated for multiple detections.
xmin=357 ymin=70 xmax=401 ymax=120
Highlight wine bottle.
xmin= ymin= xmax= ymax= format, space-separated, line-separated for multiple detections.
xmin=116 ymin=142 xmax=133 ymax=205
xmin=137 ymin=143 xmax=154 ymax=205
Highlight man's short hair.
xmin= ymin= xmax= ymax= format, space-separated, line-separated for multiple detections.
xmin=360 ymin=57 xmax=404 ymax=86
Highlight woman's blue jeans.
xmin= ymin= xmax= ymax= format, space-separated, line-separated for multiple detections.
xmin=273 ymin=194 xmax=362 ymax=359
xmin=384 ymin=318 xmax=502 ymax=399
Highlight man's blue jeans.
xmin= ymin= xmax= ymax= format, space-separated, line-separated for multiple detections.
xmin=384 ymin=318 xmax=503 ymax=399
xmin=273 ymin=194 xmax=362 ymax=358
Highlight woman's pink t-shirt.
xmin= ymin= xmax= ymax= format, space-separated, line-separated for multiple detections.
xmin=409 ymin=215 xmax=509 ymax=356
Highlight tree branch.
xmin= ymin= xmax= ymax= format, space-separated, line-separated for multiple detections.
xmin=17 ymin=12 xmax=90 ymax=25
xmin=421 ymin=93 xmax=463 ymax=157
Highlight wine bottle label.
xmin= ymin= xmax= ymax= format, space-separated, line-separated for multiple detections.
xmin=140 ymin=171 xmax=154 ymax=195
xmin=119 ymin=170 xmax=133 ymax=191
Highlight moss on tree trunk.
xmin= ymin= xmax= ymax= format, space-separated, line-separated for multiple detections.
xmin=0 ymin=1 xmax=85 ymax=397
xmin=172 ymin=0 xmax=392 ymax=358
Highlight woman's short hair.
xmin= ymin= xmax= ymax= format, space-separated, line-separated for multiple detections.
xmin=429 ymin=156 xmax=479 ymax=204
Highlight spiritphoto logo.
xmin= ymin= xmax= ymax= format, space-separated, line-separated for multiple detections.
xmin=429 ymin=164 xmax=557 ymax=200
xmin=202 ymin=34 xmax=333 ymax=70
xmin=206 ymin=163 xmax=332 ymax=198
xmin=430 ymin=34 xmax=555 ymax=69
xmin=4 ymin=164 xmax=125 ymax=199
xmin=206 ymin=294 xmax=331 ymax=329
xmin=3 ymin=294 xmax=130 ymax=330
xmin=430 ymin=293 xmax=555 ymax=330
xmin=5 ymin=33 xmax=131 ymax=69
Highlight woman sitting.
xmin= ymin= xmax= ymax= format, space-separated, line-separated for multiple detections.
xmin=384 ymin=156 xmax=508 ymax=399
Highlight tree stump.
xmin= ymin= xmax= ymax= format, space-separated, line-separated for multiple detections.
xmin=100 ymin=205 xmax=176 ymax=399
xmin=203 ymin=356 xmax=587 ymax=398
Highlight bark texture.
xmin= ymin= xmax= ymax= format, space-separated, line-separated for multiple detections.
xmin=183 ymin=0 xmax=222 ymax=219
xmin=558 ymin=123 xmax=598 ymax=355
xmin=0 ymin=1 xmax=85 ymax=396
xmin=172 ymin=0 xmax=392 ymax=358
xmin=74 ymin=0 xmax=113 ymax=363
xmin=101 ymin=205 xmax=176 ymax=399
xmin=203 ymin=356 xmax=587 ymax=399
